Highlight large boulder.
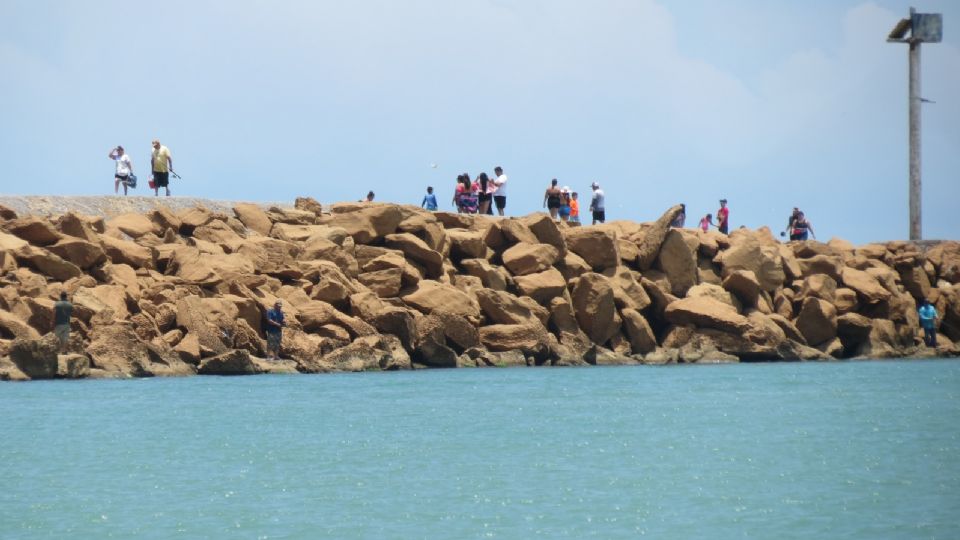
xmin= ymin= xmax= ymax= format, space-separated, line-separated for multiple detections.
xmin=572 ymin=273 xmax=617 ymax=344
xmin=479 ymin=323 xmax=552 ymax=360
xmin=797 ymin=255 xmax=843 ymax=281
xmin=401 ymin=280 xmax=480 ymax=323
xmin=841 ymin=267 xmax=892 ymax=305
xmin=85 ymin=323 xmax=194 ymax=377
xmin=14 ymin=245 xmax=82 ymax=281
xmin=0 ymin=310 xmax=41 ymax=340
xmin=795 ymin=297 xmax=838 ymax=347
xmin=384 ymin=233 xmax=444 ymax=279
xmin=514 ymin=267 xmax=567 ymax=304
xmin=664 ymin=296 xmax=751 ymax=334
xmin=656 ymin=229 xmax=698 ymax=296
xmin=636 ymin=205 xmax=684 ymax=270
xmin=477 ymin=289 xmax=543 ymax=326
xmin=46 ymin=238 xmax=107 ymax=270
xmin=233 ymin=203 xmax=274 ymax=235
xmin=799 ymin=274 xmax=838 ymax=304
xmin=73 ymin=285 xmax=131 ymax=321
xmin=108 ymin=213 xmax=158 ymax=239
xmin=325 ymin=204 xmax=404 ymax=244
xmin=198 ymin=349 xmax=261 ymax=375
xmin=722 ymin=270 xmax=760 ymax=307
xmin=9 ymin=334 xmax=60 ymax=379
xmin=56 ymin=213 xmax=101 ymax=243
xmin=368 ymin=307 xmax=418 ymax=352
xmin=601 ymin=266 xmax=651 ymax=311
xmin=99 ymin=235 xmax=155 ymax=269
xmin=447 ymin=229 xmax=486 ymax=260
xmin=564 ymin=227 xmax=620 ymax=271
xmin=716 ymin=235 xmax=784 ymax=292
xmin=926 ymin=242 xmax=960 ymax=283
xmin=460 ymin=259 xmax=508 ymax=291
xmin=175 ymin=296 xmax=241 ymax=356
xmin=358 ymin=268 xmax=402 ymax=297
xmin=3 ymin=217 xmax=62 ymax=245
xmin=621 ymin=308 xmax=657 ymax=355
xmin=502 ymin=243 xmax=560 ymax=276
xmin=522 ymin=214 xmax=566 ymax=256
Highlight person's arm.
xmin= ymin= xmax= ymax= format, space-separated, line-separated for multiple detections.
xmin=167 ymin=154 xmax=173 ymax=172
xmin=108 ymin=148 xmax=117 ymax=159
xmin=421 ymin=196 xmax=426 ymax=208
xmin=543 ymin=190 xmax=548 ymax=208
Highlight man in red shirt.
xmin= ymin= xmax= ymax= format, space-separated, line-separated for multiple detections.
xmin=717 ymin=199 xmax=730 ymax=234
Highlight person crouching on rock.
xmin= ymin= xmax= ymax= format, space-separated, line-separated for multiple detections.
xmin=264 ymin=300 xmax=285 ymax=361
xmin=109 ymin=146 xmax=133 ymax=196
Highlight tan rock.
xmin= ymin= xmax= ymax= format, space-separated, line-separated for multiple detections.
xmin=305 ymin=260 xmax=364 ymax=307
xmin=687 ymin=283 xmax=742 ymax=311
xmin=46 ymin=238 xmax=107 ymax=270
xmin=0 ymin=310 xmax=42 ymax=340
xmin=841 ymin=267 xmax=892 ymax=305
xmin=368 ymin=307 xmax=418 ymax=352
xmin=479 ymin=323 xmax=552 ymax=359
xmin=267 ymin=206 xmax=316 ymax=225
xmin=767 ymin=313 xmax=806 ymax=344
xmin=363 ymin=251 xmax=422 ymax=287
xmin=385 ymin=232 xmax=443 ymax=279
xmin=722 ymin=270 xmax=760 ymax=307
xmin=602 ymin=266 xmax=651 ymax=311
xmin=716 ymin=235 xmax=784 ymax=292
xmin=99 ymin=235 xmax=155 ymax=269
xmin=664 ymin=296 xmax=751 ymax=334
xmin=797 ymin=254 xmax=843 ymax=281
xmin=401 ymin=280 xmax=480 ymax=323
xmin=3 ymin=217 xmax=62 ymax=246
xmin=572 ymin=273 xmax=617 ymax=344
xmin=498 ymin=219 xmax=540 ymax=245
xmin=655 ymin=229 xmax=698 ymax=296
xmin=799 ymin=274 xmax=837 ymax=304
xmin=558 ymin=251 xmax=592 ymax=281
xmin=621 ymin=308 xmax=657 ymax=354
xmin=175 ymin=296 xmax=241 ymax=356
xmin=477 ymin=289 xmax=542 ymax=326
xmin=795 ymin=297 xmax=838 ymax=346
xmin=522 ymin=214 xmax=566 ymax=256
xmin=56 ymin=213 xmax=101 ymax=243
xmin=57 ymin=353 xmax=90 ymax=379
xmin=108 ymin=213 xmax=158 ymax=239
xmin=294 ymin=196 xmax=324 ymax=217
xmin=636 ymin=205 xmax=684 ymax=270
xmin=14 ymin=245 xmax=82 ymax=281
xmin=233 ymin=203 xmax=273 ymax=235
xmin=834 ymin=287 xmax=860 ymax=314
xmin=447 ymin=229 xmax=486 ymax=260
xmin=325 ymin=204 xmax=404 ymax=244
xmin=86 ymin=323 xmax=194 ymax=377
xmin=564 ymin=227 xmax=620 ymax=271
xmin=898 ymin=264 xmax=931 ymax=303
xmin=198 ymin=349 xmax=262 ymax=375
xmin=514 ymin=267 xmax=567 ymax=304
xmin=9 ymin=334 xmax=60 ymax=379
xmin=502 ymin=243 xmax=559 ymax=276
xmin=926 ymin=242 xmax=960 ymax=283
xmin=358 ymin=268 xmax=402 ymax=297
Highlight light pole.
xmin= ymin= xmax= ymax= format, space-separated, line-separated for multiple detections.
xmin=887 ymin=8 xmax=942 ymax=241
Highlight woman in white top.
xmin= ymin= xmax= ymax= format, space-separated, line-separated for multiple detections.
xmin=109 ymin=145 xmax=133 ymax=196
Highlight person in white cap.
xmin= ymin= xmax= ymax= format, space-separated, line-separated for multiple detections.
xmin=589 ymin=182 xmax=605 ymax=224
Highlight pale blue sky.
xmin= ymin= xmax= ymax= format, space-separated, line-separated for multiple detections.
xmin=1 ymin=0 xmax=957 ymax=244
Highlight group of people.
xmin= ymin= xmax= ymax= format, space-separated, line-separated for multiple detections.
xmin=682 ymin=199 xmax=731 ymax=234
xmin=541 ymin=179 xmax=580 ymax=223
xmin=108 ymin=139 xmax=175 ymax=197
xmin=432 ymin=166 xmax=509 ymax=216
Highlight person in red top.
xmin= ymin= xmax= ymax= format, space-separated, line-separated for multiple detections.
xmin=716 ymin=199 xmax=730 ymax=234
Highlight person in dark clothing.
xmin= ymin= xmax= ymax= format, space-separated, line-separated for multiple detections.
xmin=264 ymin=300 xmax=285 ymax=360
xmin=53 ymin=291 xmax=73 ymax=352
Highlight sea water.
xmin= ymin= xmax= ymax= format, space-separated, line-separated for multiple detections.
xmin=1 ymin=360 xmax=958 ymax=539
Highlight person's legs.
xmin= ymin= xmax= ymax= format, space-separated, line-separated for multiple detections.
xmin=54 ymin=324 xmax=69 ymax=352
xmin=115 ymin=177 xmax=121 ymax=194
xmin=494 ymin=196 xmax=506 ymax=216
xmin=549 ymin=207 xmax=558 ymax=219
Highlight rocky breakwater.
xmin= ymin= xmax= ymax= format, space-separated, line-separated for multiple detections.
xmin=1 ymin=197 xmax=958 ymax=381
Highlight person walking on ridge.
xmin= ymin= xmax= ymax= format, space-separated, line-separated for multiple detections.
xmin=53 ymin=291 xmax=73 ymax=352
xmin=716 ymin=199 xmax=730 ymax=234
xmin=477 ymin=172 xmax=493 ymax=215
xmin=918 ymin=299 xmax=939 ymax=347
xmin=569 ymin=192 xmax=580 ymax=223
xmin=492 ymin=166 xmax=508 ymax=216
xmin=264 ymin=300 xmax=285 ymax=361
xmin=109 ymin=146 xmax=134 ymax=196
xmin=543 ymin=178 xmax=562 ymax=220
xmin=422 ymin=186 xmax=438 ymax=211
xmin=699 ymin=213 xmax=714 ymax=232
xmin=789 ymin=211 xmax=816 ymax=241
xmin=589 ymin=182 xmax=605 ymax=224
xmin=150 ymin=139 xmax=173 ymax=197
xmin=782 ymin=207 xmax=801 ymax=239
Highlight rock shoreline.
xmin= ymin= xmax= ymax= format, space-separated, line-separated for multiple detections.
xmin=1 ymin=196 xmax=958 ymax=381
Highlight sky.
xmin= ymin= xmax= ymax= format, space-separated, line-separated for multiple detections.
xmin=0 ymin=0 xmax=957 ymax=245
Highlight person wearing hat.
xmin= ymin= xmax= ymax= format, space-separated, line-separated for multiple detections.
xmin=589 ymin=182 xmax=605 ymax=224
xmin=716 ymin=198 xmax=730 ymax=234
xmin=264 ymin=300 xmax=286 ymax=361
xmin=108 ymin=145 xmax=134 ymax=196
xmin=150 ymin=139 xmax=173 ymax=197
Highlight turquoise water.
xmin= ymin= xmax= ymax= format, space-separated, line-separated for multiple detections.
xmin=2 ymin=361 xmax=959 ymax=539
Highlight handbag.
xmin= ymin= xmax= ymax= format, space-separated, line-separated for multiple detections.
xmin=126 ymin=173 xmax=137 ymax=188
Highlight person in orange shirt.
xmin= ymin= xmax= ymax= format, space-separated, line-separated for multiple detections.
xmin=569 ymin=192 xmax=580 ymax=223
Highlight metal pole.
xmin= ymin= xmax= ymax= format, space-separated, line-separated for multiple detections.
xmin=908 ymin=37 xmax=921 ymax=240
xmin=907 ymin=7 xmax=922 ymax=241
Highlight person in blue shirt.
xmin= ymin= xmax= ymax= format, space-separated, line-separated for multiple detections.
xmin=264 ymin=300 xmax=285 ymax=360
xmin=422 ymin=186 xmax=438 ymax=211
xmin=918 ymin=299 xmax=939 ymax=347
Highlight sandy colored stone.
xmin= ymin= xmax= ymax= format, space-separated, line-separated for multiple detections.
xmin=514 ymin=267 xmax=567 ymax=304
xmin=502 ymin=243 xmax=559 ymax=276
xmin=664 ymin=296 xmax=751 ymax=334
xmin=564 ymin=227 xmax=620 ymax=272
xmin=795 ymin=297 xmax=838 ymax=347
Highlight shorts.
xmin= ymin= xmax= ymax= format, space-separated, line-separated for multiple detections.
xmin=719 ymin=223 xmax=729 ymax=234
xmin=478 ymin=193 xmax=492 ymax=203
xmin=547 ymin=197 xmax=561 ymax=209
xmin=153 ymin=171 xmax=169 ymax=188
xmin=790 ymin=232 xmax=808 ymax=241
xmin=266 ymin=331 xmax=282 ymax=350
xmin=558 ymin=206 xmax=571 ymax=218
xmin=115 ymin=173 xmax=129 ymax=181
xmin=569 ymin=215 xmax=580 ymax=223
xmin=592 ymin=209 xmax=605 ymax=223
xmin=494 ymin=196 xmax=507 ymax=210
xmin=55 ymin=323 xmax=70 ymax=346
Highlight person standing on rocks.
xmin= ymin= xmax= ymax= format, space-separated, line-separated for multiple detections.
xmin=109 ymin=146 xmax=134 ymax=196
xmin=150 ymin=139 xmax=173 ymax=197
xmin=782 ymin=207 xmax=800 ymax=238
xmin=698 ymin=213 xmax=714 ymax=232
xmin=492 ymin=166 xmax=508 ymax=216
xmin=543 ymin=178 xmax=562 ymax=220
xmin=671 ymin=204 xmax=686 ymax=228
xmin=264 ymin=300 xmax=285 ymax=361
xmin=589 ymin=182 xmax=605 ymax=224
xmin=789 ymin=211 xmax=816 ymax=241
xmin=558 ymin=186 xmax=572 ymax=222
xmin=477 ymin=172 xmax=493 ymax=215
xmin=918 ymin=299 xmax=939 ymax=347
xmin=421 ymin=186 xmax=438 ymax=211
xmin=716 ymin=199 xmax=730 ymax=234
xmin=569 ymin=191 xmax=580 ymax=223
xmin=53 ymin=291 xmax=73 ymax=352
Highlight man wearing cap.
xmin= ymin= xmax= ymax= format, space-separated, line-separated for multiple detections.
xmin=717 ymin=199 xmax=730 ymax=234
xmin=264 ymin=300 xmax=285 ymax=361
xmin=150 ymin=139 xmax=173 ymax=197
xmin=589 ymin=182 xmax=605 ymax=225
